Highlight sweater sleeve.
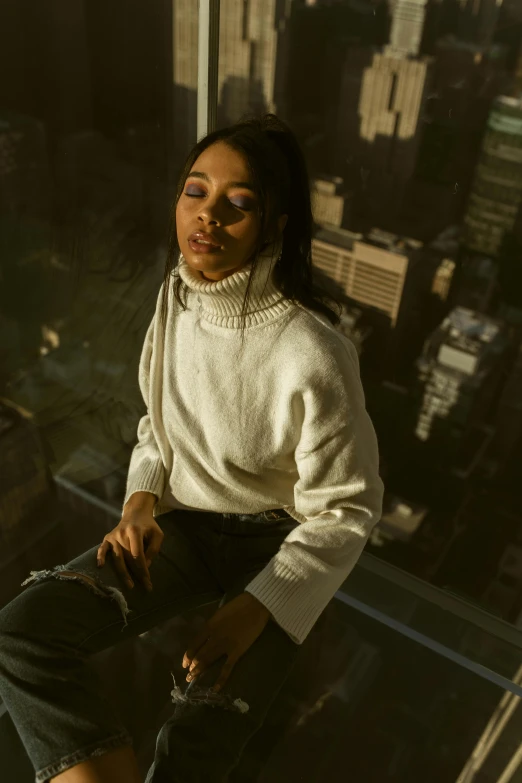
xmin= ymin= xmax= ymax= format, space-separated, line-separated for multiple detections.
xmin=245 ymin=337 xmax=384 ymax=645
xmin=122 ymin=302 xmax=166 ymax=513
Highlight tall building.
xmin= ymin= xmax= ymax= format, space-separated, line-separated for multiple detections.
xmin=310 ymin=176 xmax=351 ymax=228
xmin=333 ymin=0 xmax=433 ymax=226
xmin=386 ymin=0 xmax=429 ymax=58
xmin=356 ymin=53 xmax=432 ymax=181
xmin=431 ymin=258 xmax=456 ymax=301
xmin=410 ymin=36 xmax=510 ymax=242
xmin=463 ymin=96 xmax=522 ymax=258
xmin=422 ymin=0 xmax=504 ymax=52
xmin=311 ymin=226 xmax=417 ymax=326
xmin=415 ymin=307 xmax=508 ymax=442
xmin=172 ymin=0 xmax=293 ymax=166
xmin=457 ymin=0 xmax=503 ymax=49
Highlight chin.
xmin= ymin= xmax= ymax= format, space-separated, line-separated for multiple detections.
xmin=185 ymin=254 xmax=223 ymax=271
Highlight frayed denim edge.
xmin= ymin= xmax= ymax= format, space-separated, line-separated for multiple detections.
xmin=34 ymin=731 xmax=132 ymax=783
xmin=170 ymin=673 xmax=249 ymax=714
xmin=22 ymin=566 xmax=132 ymax=629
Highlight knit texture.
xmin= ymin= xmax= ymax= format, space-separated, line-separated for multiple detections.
xmin=123 ymin=237 xmax=384 ymax=644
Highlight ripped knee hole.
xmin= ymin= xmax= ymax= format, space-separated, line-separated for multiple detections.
xmin=58 ymin=571 xmax=100 ymax=589
xmin=21 ymin=566 xmax=132 ymax=628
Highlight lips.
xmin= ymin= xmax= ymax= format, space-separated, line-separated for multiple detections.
xmin=188 ymin=232 xmax=222 ymax=248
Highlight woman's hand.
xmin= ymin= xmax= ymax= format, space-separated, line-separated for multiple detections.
xmin=182 ymin=592 xmax=272 ymax=692
xmin=96 ymin=507 xmax=164 ymax=592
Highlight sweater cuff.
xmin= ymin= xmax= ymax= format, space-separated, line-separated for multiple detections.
xmin=123 ymin=458 xmax=165 ymax=512
xmin=245 ymin=558 xmax=328 ymax=646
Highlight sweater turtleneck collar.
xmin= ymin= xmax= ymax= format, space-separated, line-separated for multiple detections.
xmin=176 ymin=236 xmax=293 ymax=328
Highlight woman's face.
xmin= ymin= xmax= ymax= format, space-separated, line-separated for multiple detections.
xmin=176 ymin=141 xmax=287 ymax=282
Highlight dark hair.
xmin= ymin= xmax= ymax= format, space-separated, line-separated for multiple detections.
xmin=159 ymin=113 xmax=343 ymax=344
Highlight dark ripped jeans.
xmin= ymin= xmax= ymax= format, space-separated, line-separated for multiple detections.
xmin=0 ymin=508 xmax=302 ymax=783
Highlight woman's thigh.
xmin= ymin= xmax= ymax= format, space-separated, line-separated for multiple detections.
xmin=2 ymin=511 xmax=225 ymax=657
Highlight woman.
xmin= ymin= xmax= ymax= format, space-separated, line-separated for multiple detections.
xmin=0 ymin=113 xmax=383 ymax=782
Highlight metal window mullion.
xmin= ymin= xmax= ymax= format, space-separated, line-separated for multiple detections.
xmin=356 ymin=552 xmax=522 ymax=652
xmin=197 ymin=0 xmax=220 ymax=141
xmin=335 ymin=591 xmax=522 ymax=699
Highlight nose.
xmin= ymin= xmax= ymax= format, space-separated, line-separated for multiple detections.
xmin=198 ymin=213 xmax=219 ymax=226
xmin=197 ymin=192 xmax=224 ymax=226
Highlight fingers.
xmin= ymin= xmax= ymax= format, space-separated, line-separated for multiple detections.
xmin=186 ymin=649 xmax=236 ymax=695
xmin=110 ymin=540 xmax=135 ymax=590
xmin=97 ymin=538 xmax=134 ymax=588
xmin=144 ymin=530 xmax=164 ymax=566
xmin=127 ymin=527 xmax=152 ymax=591
xmin=185 ymin=642 xmax=222 ymax=679
xmin=97 ymin=541 xmax=110 ymax=567
xmin=182 ymin=628 xmax=234 ymax=692
xmin=183 ymin=628 xmax=211 ymax=669
xmin=96 ymin=521 xmax=164 ymax=592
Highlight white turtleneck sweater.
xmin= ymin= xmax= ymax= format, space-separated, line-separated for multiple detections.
xmin=123 ymin=239 xmax=384 ymax=645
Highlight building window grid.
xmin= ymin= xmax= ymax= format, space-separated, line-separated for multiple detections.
xmin=352 ymin=265 xmax=402 ymax=287
xmin=351 ymin=281 xmax=400 ymax=306
xmin=478 ymin=154 xmax=522 ymax=180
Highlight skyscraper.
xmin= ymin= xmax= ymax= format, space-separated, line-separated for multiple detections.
xmin=310 ymin=176 xmax=351 ymax=228
xmin=457 ymin=0 xmax=503 ymax=49
xmin=356 ymin=53 xmax=432 ymax=181
xmin=386 ymin=0 xmax=429 ymax=58
xmin=172 ymin=0 xmax=293 ymax=166
xmin=422 ymin=0 xmax=504 ymax=52
xmin=415 ymin=307 xmax=507 ymax=443
xmin=334 ymin=0 xmax=433 ymax=225
xmin=463 ymin=96 xmax=522 ymax=258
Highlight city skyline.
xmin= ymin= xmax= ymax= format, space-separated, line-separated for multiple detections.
xmin=1 ymin=0 xmax=522 ymax=626
xmin=2 ymin=2 xmax=522 ymax=778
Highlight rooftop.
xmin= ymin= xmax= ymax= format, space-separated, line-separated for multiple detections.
xmin=489 ymin=96 xmax=522 ymax=135
xmin=313 ymin=225 xmax=422 ymax=256
xmin=314 ymin=225 xmax=361 ymax=252
xmin=374 ymin=497 xmax=428 ymax=543
xmin=497 ymin=96 xmax=522 ymax=111
xmin=422 ymin=307 xmax=507 ymax=378
xmin=443 ymin=307 xmax=502 ymax=356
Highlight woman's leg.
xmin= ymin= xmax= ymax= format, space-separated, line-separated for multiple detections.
xmin=51 ymin=746 xmax=141 ymax=782
xmin=147 ymin=585 xmax=300 ymax=783
xmin=0 ymin=511 xmax=224 ymax=783
xmin=145 ymin=512 xmax=305 ymax=783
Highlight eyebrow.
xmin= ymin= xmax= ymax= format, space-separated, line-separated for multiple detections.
xmin=187 ymin=171 xmax=255 ymax=192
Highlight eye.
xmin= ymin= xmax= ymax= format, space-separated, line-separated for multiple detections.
xmin=183 ymin=187 xmax=205 ymax=198
xmin=230 ymin=198 xmax=252 ymax=211
xmin=183 ymin=187 xmax=253 ymax=211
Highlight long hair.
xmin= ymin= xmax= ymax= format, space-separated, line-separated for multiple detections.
xmin=159 ymin=113 xmax=343 ymax=344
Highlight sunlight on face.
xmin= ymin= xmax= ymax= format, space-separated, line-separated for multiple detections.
xmin=176 ymin=141 xmax=287 ymax=282
xmin=175 ymin=142 xmax=261 ymax=282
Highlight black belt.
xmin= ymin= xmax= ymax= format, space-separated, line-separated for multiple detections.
xmin=221 ymin=509 xmax=291 ymax=522
xmin=261 ymin=509 xmax=291 ymax=521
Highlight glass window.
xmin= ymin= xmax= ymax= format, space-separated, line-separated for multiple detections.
xmin=3 ymin=1 xmax=522 ymax=779
xmin=214 ymin=0 xmax=522 ymax=632
xmin=0 ymin=1 xmax=195 ymax=596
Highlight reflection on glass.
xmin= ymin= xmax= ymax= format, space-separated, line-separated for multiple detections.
xmin=2 ymin=0 xmax=522 ymax=779
xmin=213 ymin=0 xmax=522 ymax=626
xmin=1 ymin=3 xmax=190 ymax=576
